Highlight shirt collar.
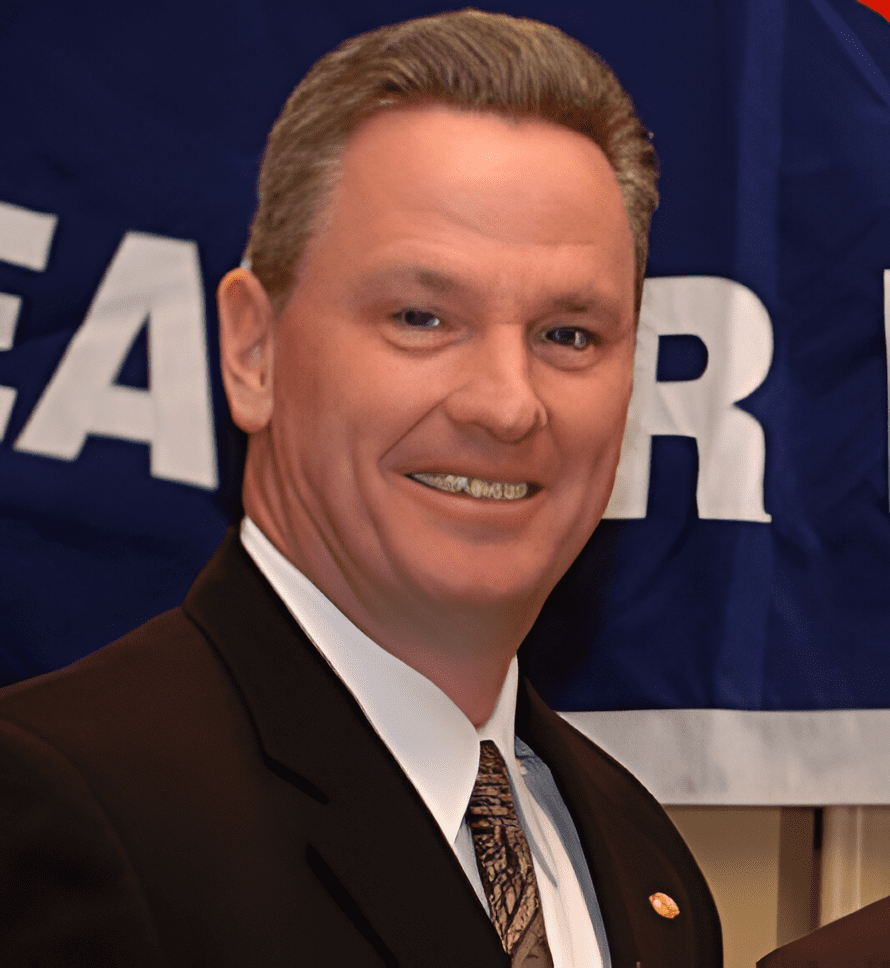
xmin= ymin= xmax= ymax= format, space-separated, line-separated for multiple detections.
xmin=240 ymin=517 xmax=519 ymax=847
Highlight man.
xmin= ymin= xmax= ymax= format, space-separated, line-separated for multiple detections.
xmin=0 ymin=10 xmax=721 ymax=967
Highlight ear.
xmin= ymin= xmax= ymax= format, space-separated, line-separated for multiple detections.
xmin=217 ymin=268 xmax=276 ymax=434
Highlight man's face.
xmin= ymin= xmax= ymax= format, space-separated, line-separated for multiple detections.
xmin=265 ymin=104 xmax=636 ymax=625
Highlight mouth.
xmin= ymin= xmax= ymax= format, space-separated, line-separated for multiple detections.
xmin=408 ymin=472 xmax=536 ymax=501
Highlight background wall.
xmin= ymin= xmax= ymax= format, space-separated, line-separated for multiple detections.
xmin=667 ymin=806 xmax=890 ymax=967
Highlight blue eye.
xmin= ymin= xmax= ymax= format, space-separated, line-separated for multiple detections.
xmin=547 ymin=327 xmax=590 ymax=350
xmin=397 ymin=309 xmax=442 ymax=328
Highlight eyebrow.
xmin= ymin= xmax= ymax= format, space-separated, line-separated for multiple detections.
xmin=361 ymin=265 xmax=466 ymax=296
xmin=360 ymin=264 xmax=620 ymax=317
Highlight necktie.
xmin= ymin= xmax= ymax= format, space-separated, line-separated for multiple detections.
xmin=466 ymin=740 xmax=555 ymax=967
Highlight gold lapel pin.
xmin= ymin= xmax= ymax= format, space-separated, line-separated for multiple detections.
xmin=649 ymin=892 xmax=680 ymax=919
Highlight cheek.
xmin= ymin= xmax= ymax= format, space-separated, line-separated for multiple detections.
xmin=555 ymin=381 xmax=632 ymax=502
xmin=569 ymin=380 xmax=632 ymax=448
xmin=274 ymin=320 xmax=364 ymax=429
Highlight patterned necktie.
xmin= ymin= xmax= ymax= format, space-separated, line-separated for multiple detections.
xmin=466 ymin=740 xmax=555 ymax=967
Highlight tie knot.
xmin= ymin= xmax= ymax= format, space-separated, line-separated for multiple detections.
xmin=476 ymin=740 xmax=510 ymax=782
xmin=469 ymin=742 xmax=520 ymax=827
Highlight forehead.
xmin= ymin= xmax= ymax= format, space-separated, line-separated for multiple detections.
xmin=291 ymin=103 xmax=635 ymax=315
xmin=333 ymin=104 xmax=627 ymax=244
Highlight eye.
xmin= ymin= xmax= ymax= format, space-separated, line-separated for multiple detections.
xmin=394 ymin=309 xmax=442 ymax=329
xmin=545 ymin=326 xmax=592 ymax=350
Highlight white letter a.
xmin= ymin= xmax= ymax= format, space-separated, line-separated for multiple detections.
xmin=16 ymin=232 xmax=218 ymax=489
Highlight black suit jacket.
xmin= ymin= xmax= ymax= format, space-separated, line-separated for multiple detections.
xmin=0 ymin=531 xmax=721 ymax=967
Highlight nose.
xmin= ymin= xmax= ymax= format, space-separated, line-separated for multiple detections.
xmin=443 ymin=328 xmax=547 ymax=443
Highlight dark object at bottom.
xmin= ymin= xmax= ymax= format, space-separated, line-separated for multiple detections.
xmin=757 ymin=894 xmax=890 ymax=968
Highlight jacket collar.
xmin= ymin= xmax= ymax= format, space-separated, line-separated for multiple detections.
xmin=184 ymin=530 xmax=508 ymax=966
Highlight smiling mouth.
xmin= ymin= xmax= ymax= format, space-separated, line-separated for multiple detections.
xmin=408 ymin=473 xmax=534 ymax=501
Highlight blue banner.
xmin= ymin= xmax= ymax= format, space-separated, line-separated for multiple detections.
xmin=1 ymin=0 xmax=888 ymax=800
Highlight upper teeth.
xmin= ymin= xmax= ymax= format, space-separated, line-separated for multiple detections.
xmin=410 ymin=473 xmax=529 ymax=500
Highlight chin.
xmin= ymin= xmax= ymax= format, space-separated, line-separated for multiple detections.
xmin=399 ymin=545 xmax=559 ymax=617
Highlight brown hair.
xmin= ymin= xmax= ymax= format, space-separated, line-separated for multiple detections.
xmin=245 ymin=8 xmax=659 ymax=315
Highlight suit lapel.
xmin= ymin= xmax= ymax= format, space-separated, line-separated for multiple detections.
xmin=517 ymin=679 xmax=641 ymax=968
xmin=517 ymin=678 xmax=720 ymax=968
xmin=183 ymin=532 xmax=508 ymax=967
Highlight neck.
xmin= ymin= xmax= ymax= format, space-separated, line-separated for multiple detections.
xmin=343 ymin=604 xmax=522 ymax=728
xmin=242 ymin=446 xmax=540 ymax=729
xmin=299 ymin=532 xmax=530 ymax=726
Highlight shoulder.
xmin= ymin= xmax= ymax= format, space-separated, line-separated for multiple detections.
xmin=0 ymin=602 xmax=259 ymax=819
xmin=0 ymin=529 xmax=262 ymax=769
xmin=0 ymin=607 xmax=230 ymax=747
xmin=0 ymin=609 xmax=225 ymax=966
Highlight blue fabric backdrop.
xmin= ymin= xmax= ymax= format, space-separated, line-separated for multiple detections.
xmin=1 ymin=1 xmax=888 ymax=760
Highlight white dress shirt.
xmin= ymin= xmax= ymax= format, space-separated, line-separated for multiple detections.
xmin=241 ymin=517 xmax=605 ymax=968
